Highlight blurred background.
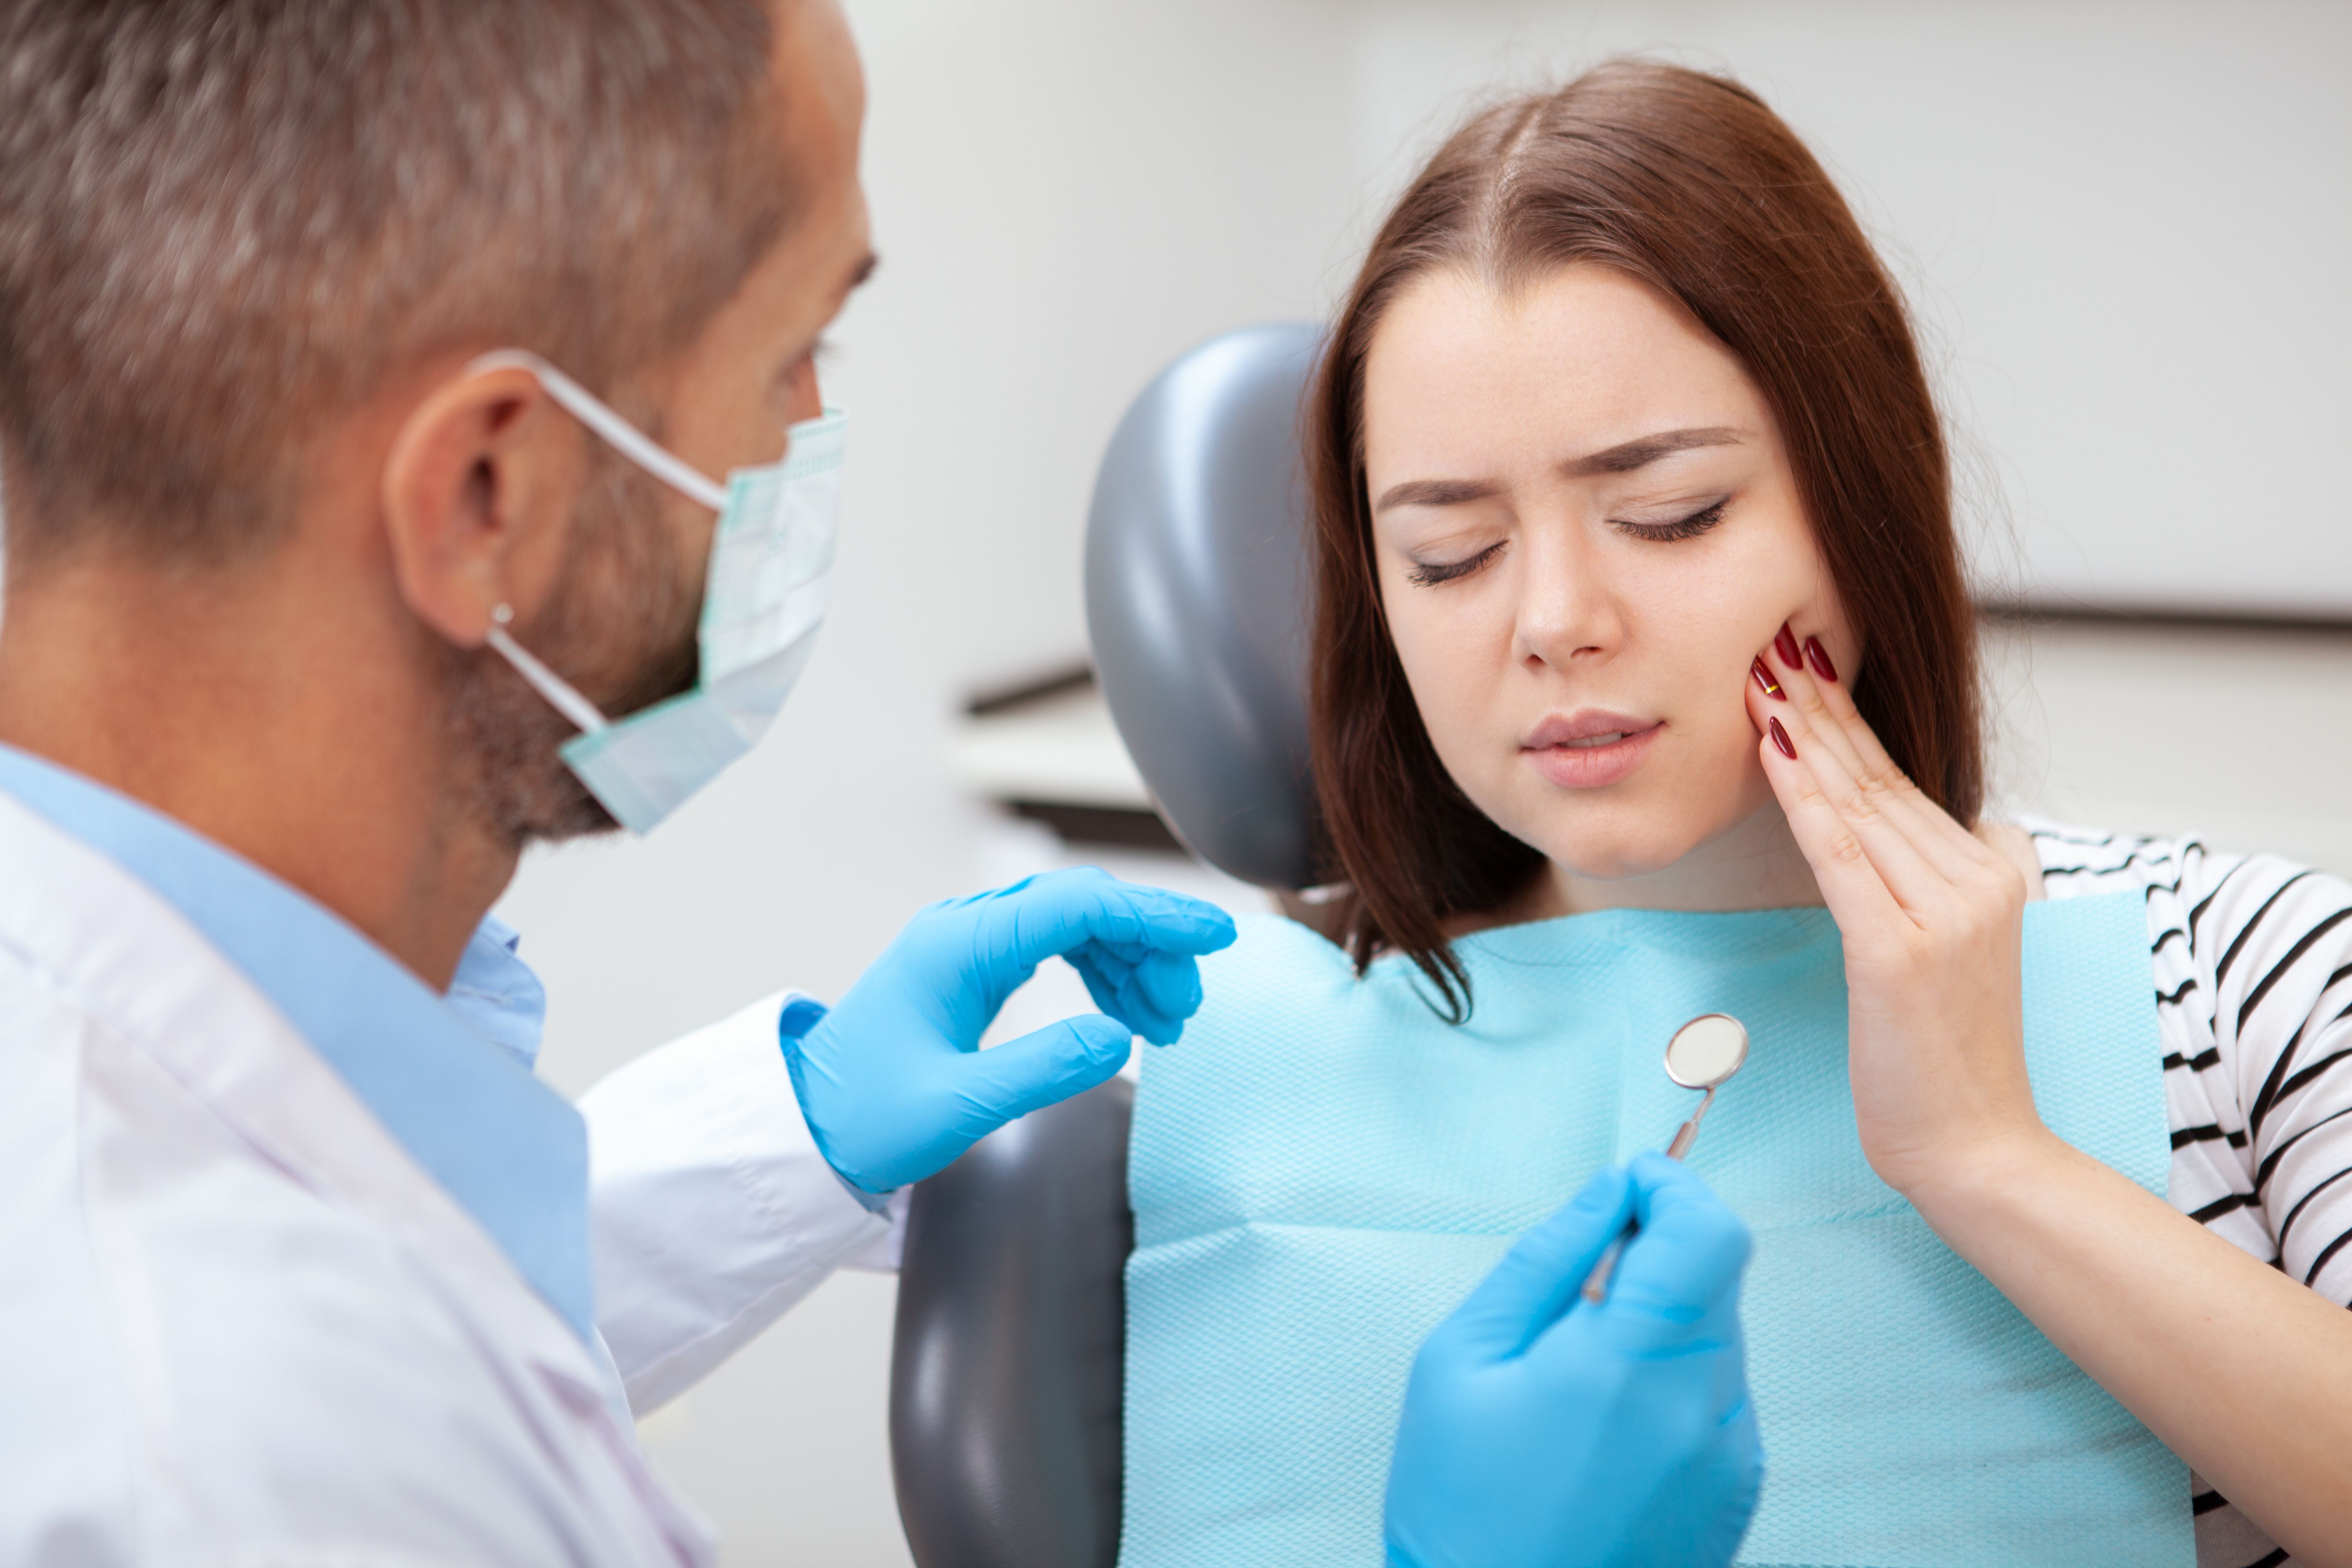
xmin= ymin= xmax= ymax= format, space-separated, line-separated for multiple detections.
xmin=484 ymin=0 xmax=2349 ymax=1560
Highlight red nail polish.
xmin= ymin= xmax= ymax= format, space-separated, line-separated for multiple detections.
xmin=1750 ymin=658 xmax=1785 ymax=700
xmin=1769 ymin=717 xmax=1795 ymax=758
xmin=1804 ymin=636 xmax=1839 ymax=683
xmin=1774 ymin=622 xmax=1802 ymax=670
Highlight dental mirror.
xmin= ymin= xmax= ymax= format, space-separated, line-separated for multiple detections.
xmin=1581 ymin=1012 xmax=1750 ymax=1302
xmin=1661 ymin=1012 xmax=1748 ymax=1158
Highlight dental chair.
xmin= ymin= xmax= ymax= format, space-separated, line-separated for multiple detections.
xmin=889 ymin=322 xmax=1323 ymax=1568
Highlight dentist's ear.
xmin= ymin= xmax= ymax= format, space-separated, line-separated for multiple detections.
xmin=378 ymin=364 xmax=581 ymax=647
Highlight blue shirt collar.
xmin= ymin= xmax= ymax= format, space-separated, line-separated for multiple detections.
xmin=0 ymin=743 xmax=593 ymax=1344
xmin=449 ymin=913 xmax=552 ymax=1073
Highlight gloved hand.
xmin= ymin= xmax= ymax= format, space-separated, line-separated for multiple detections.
xmin=1385 ymin=1152 xmax=1763 ymax=1568
xmin=783 ymin=867 xmax=1236 ymax=1192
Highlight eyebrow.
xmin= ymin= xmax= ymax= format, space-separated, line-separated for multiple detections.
xmin=772 ymin=253 xmax=883 ymax=390
xmin=1373 ymin=426 xmax=1745 ymax=514
xmin=1372 ymin=476 xmax=1503 ymax=513
xmin=1564 ymin=426 xmax=1743 ymax=476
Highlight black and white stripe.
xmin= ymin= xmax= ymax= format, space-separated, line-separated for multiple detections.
xmin=2027 ymin=819 xmax=2352 ymax=1568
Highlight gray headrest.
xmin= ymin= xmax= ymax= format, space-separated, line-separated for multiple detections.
xmin=1083 ymin=322 xmax=1324 ymax=890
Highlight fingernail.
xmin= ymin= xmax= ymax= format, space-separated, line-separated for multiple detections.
xmin=1774 ymin=622 xmax=1802 ymax=670
xmin=1769 ymin=716 xmax=1796 ymax=758
xmin=1750 ymin=657 xmax=1785 ymax=700
xmin=1804 ymin=635 xmax=1839 ymax=683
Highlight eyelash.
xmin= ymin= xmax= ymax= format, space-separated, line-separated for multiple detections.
xmin=1614 ymin=497 xmax=1730 ymax=542
xmin=1403 ymin=496 xmax=1731 ymax=587
xmin=1407 ymin=541 xmax=1505 ymax=588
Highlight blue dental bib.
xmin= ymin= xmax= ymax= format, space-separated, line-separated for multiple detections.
xmin=1122 ymin=894 xmax=2190 ymax=1568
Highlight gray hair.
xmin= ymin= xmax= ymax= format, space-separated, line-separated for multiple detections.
xmin=0 ymin=0 xmax=794 ymax=562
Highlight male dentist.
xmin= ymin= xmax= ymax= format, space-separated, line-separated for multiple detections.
xmin=0 ymin=2 xmax=1760 ymax=1564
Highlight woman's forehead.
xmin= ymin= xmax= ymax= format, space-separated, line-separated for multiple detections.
xmin=1361 ymin=264 xmax=1768 ymax=477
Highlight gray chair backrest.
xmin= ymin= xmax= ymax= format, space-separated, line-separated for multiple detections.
xmin=891 ymin=326 xmax=1327 ymax=1568
xmin=890 ymin=1079 xmax=1133 ymax=1568
xmin=1083 ymin=322 xmax=1324 ymax=890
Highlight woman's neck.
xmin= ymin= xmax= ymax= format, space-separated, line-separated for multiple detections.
xmin=1496 ymin=801 xmax=1826 ymax=927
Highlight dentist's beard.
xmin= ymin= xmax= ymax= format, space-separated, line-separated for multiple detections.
xmin=441 ymin=444 xmax=701 ymax=849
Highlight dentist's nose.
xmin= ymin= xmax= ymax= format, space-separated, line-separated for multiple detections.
xmin=782 ymin=357 xmax=824 ymax=429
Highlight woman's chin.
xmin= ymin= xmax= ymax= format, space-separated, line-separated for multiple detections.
xmin=1506 ymin=796 xmax=1764 ymax=887
xmin=1549 ymin=851 xmax=1685 ymax=884
xmin=1524 ymin=827 xmax=1700 ymax=885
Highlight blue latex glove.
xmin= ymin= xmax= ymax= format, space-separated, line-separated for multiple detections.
xmin=1385 ymin=1152 xmax=1763 ymax=1568
xmin=784 ymin=867 xmax=1236 ymax=1193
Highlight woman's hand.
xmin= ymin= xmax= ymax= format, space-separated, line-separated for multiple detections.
xmin=1742 ymin=626 xmax=2050 ymax=1199
xmin=1744 ymin=628 xmax=2352 ymax=1565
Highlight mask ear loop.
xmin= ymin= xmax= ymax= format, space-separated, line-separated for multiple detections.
xmin=484 ymin=604 xmax=610 ymax=737
xmin=462 ymin=349 xmax=727 ymax=738
xmin=465 ymin=349 xmax=729 ymax=514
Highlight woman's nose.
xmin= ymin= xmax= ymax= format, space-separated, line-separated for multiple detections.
xmin=1511 ymin=528 xmax=1619 ymax=670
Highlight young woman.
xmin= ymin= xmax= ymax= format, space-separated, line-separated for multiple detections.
xmin=1124 ymin=60 xmax=2352 ymax=1568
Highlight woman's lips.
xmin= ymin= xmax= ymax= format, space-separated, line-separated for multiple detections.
xmin=1521 ymin=721 xmax=1663 ymax=789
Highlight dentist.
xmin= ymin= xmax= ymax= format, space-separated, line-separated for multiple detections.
xmin=0 ymin=2 xmax=1759 ymax=1565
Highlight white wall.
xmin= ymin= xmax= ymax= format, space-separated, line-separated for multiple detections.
xmin=482 ymin=3 xmax=2352 ymax=1563
xmin=1342 ymin=0 xmax=2352 ymax=617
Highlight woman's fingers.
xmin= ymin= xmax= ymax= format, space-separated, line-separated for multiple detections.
xmin=1773 ymin=629 xmax=1999 ymax=870
xmin=1748 ymin=655 xmax=1912 ymax=921
xmin=1757 ymin=645 xmax=1869 ymax=787
xmin=1755 ymin=719 xmax=1909 ymax=930
xmin=1759 ymin=650 xmax=1988 ymax=890
xmin=1764 ymin=634 xmax=1937 ymax=841
xmin=1747 ymin=647 xmax=1957 ymax=915
xmin=1763 ymin=688 xmax=1955 ymax=917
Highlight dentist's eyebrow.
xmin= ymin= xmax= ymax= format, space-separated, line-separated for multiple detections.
xmin=774 ymin=253 xmax=882 ymax=389
xmin=1373 ymin=477 xmax=1504 ymax=514
xmin=1564 ymin=426 xmax=1743 ymax=477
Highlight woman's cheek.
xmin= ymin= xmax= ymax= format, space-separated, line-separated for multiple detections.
xmin=1400 ymin=634 xmax=1492 ymax=783
xmin=1692 ymin=678 xmax=1777 ymax=829
xmin=1387 ymin=598 xmax=1516 ymax=813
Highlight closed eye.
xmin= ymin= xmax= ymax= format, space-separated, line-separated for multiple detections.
xmin=1406 ymin=539 xmax=1506 ymax=588
xmin=1612 ymin=497 xmax=1729 ymax=542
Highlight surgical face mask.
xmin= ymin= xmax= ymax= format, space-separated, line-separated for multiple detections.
xmin=467 ymin=349 xmax=845 ymax=835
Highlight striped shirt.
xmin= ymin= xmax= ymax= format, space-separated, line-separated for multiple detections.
xmin=2026 ymin=819 xmax=2352 ymax=1568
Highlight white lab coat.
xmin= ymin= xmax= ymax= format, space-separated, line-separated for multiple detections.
xmin=0 ymin=789 xmax=906 ymax=1565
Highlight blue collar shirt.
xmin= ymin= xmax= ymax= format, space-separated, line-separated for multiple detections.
xmin=0 ymin=742 xmax=594 ymax=1343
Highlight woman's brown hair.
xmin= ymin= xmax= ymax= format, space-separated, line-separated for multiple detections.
xmin=1307 ymin=59 xmax=1981 ymax=1020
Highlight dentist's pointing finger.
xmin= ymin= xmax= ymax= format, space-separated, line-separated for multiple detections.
xmin=784 ymin=869 xmax=1235 ymax=1192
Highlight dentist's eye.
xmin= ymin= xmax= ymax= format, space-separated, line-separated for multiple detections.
xmin=1614 ymin=497 xmax=1729 ymax=542
xmin=1406 ymin=540 xmax=1506 ymax=587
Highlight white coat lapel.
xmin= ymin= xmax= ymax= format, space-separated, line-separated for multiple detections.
xmin=0 ymin=789 xmax=606 ymax=1396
